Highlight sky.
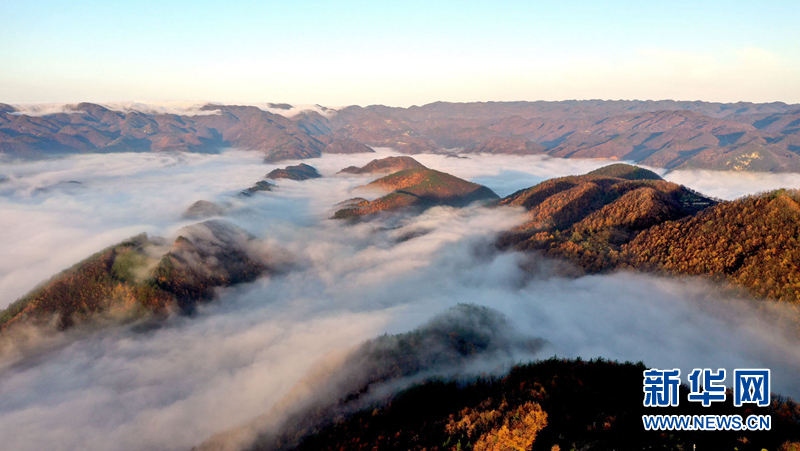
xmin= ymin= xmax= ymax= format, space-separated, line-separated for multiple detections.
xmin=2 ymin=0 xmax=799 ymax=107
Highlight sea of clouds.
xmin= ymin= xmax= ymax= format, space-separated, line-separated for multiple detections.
xmin=5 ymin=102 xmax=338 ymax=118
xmin=1 ymin=149 xmax=799 ymax=451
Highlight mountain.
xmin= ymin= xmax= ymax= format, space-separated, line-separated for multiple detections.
xmin=327 ymin=107 xmax=439 ymax=154
xmin=333 ymin=167 xmax=499 ymax=219
xmin=182 ymin=200 xmax=226 ymax=219
xmin=199 ymin=304 xmax=546 ymax=451
xmin=241 ymin=180 xmax=276 ymax=197
xmin=497 ymin=163 xmax=716 ymax=272
xmin=338 ymin=156 xmax=426 ymax=174
xmin=497 ymin=163 xmax=800 ymax=303
xmin=199 ymin=300 xmax=800 ymax=451
xmin=0 ymin=220 xmax=270 ymax=333
xmin=0 ymin=103 xmax=329 ymax=162
xmin=4 ymin=100 xmax=800 ymax=171
xmin=320 ymin=138 xmax=375 ymax=154
xmin=319 ymin=101 xmax=800 ymax=172
xmin=266 ymin=163 xmax=322 ymax=181
xmin=266 ymin=357 xmax=800 ymax=451
xmin=622 ymin=189 xmax=800 ymax=302
xmin=461 ymin=135 xmax=547 ymax=155
xmin=359 ymin=100 xmax=798 ymax=121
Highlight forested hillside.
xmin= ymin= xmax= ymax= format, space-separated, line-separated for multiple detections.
xmin=278 ymin=358 xmax=800 ymax=451
xmin=498 ymin=164 xmax=800 ymax=303
xmin=0 ymin=220 xmax=268 ymax=332
xmin=624 ymin=189 xmax=800 ymax=302
xmin=497 ymin=164 xmax=714 ymax=272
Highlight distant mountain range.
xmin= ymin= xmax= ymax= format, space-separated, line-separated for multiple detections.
xmin=0 ymin=103 xmax=372 ymax=162
xmin=3 ymin=100 xmax=800 ymax=171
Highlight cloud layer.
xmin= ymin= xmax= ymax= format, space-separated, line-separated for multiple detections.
xmin=5 ymin=102 xmax=338 ymax=119
xmin=1 ymin=150 xmax=799 ymax=451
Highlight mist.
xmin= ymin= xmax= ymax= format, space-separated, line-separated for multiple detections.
xmin=5 ymin=102 xmax=337 ymax=119
xmin=662 ymin=168 xmax=800 ymax=200
xmin=1 ymin=149 xmax=799 ymax=451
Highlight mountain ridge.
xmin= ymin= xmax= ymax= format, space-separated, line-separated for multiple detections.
xmin=4 ymin=100 xmax=800 ymax=171
xmin=334 ymin=167 xmax=499 ymax=219
xmin=498 ymin=163 xmax=800 ymax=302
xmin=0 ymin=220 xmax=272 ymax=333
xmin=265 ymin=357 xmax=800 ymax=451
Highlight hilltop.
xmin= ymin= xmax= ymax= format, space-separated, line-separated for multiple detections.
xmin=0 ymin=220 xmax=270 ymax=332
xmin=266 ymin=163 xmax=322 ymax=181
xmin=198 ymin=302 xmax=800 ymax=451
xmin=497 ymin=163 xmax=715 ymax=272
xmin=623 ymin=189 xmax=800 ymax=302
xmin=182 ymin=200 xmax=226 ymax=219
xmin=240 ymin=180 xmax=276 ymax=196
xmin=498 ymin=163 xmax=800 ymax=302
xmin=263 ymin=358 xmax=800 ymax=451
xmin=200 ymin=304 xmax=547 ymax=451
xmin=338 ymin=156 xmax=426 ymax=174
xmin=334 ymin=167 xmax=498 ymax=219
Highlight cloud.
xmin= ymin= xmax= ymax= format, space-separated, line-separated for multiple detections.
xmin=5 ymin=101 xmax=216 ymax=117
xmin=5 ymin=102 xmax=339 ymax=118
xmin=662 ymin=169 xmax=800 ymax=200
xmin=1 ymin=149 xmax=800 ymax=451
xmin=199 ymin=303 xmax=549 ymax=451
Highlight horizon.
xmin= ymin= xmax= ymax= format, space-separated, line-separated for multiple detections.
xmin=5 ymin=97 xmax=800 ymax=111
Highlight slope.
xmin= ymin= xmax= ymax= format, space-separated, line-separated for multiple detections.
xmin=338 ymin=156 xmax=427 ymax=174
xmin=265 ymin=358 xmax=800 ymax=451
xmin=623 ymin=189 xmax=800 ymax=302
xmin=334 ymin=167 xmax=499 ymax=219
xmin=497 ymin=164 xmax=715 ymax=272
xmin=0 ymin=220 xmax=269 ymax=333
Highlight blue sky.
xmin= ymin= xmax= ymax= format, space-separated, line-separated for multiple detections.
xmin=2 ymin=0 xmax=799 ymax=106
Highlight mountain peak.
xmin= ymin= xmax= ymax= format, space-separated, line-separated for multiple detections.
xmin=338 ymin=156 xmax=426 ymax=175
xmin=498 ymin=167 xmax=715 ymax=272
xmin=586 ymin=163 xmax=662 ymax=181
xmin=266 ymin=163 xmax=322 ymax=181
xmin=335 ymin=167 xmax=498 ymax=219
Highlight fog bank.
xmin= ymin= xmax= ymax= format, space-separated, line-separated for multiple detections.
xmin=1 ymin=149 xmax=799 ymax=451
